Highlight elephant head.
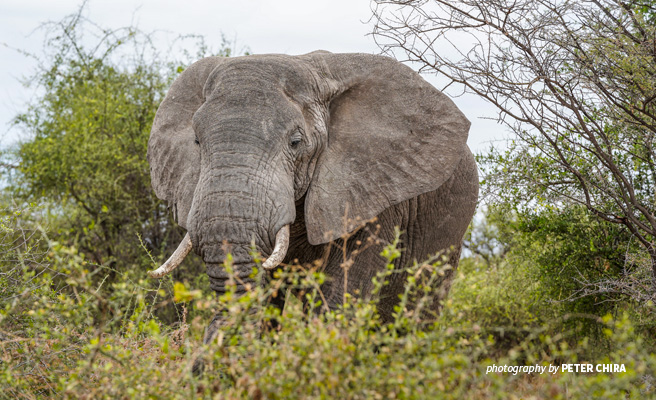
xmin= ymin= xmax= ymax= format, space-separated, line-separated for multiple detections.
xmin=147 ymin=51 xmax=470 ymax=295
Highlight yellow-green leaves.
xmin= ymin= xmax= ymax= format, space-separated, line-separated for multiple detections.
xmin=173 ymin=281 xmax=202 ymax=303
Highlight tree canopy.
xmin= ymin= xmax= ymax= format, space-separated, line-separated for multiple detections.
xmin=2 ymin=8 xmax=237 ymax=284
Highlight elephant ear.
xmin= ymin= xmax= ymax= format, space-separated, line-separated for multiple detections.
xmin=148 ymin=57 xmax=227 ymax=229
xmin=304 ymin=53 xmax=471 ymax=245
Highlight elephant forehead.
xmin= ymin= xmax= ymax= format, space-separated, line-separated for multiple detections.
xmin=192 ymin=94 xmax=302 ymax=140
xmin=204 ymin=55 xmax=318 ymax=100
xmin=204 ymin=84 xmax=292 ymax=110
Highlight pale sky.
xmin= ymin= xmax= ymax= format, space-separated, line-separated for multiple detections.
xmin=0 ymin=0 xmax=504 ymax=152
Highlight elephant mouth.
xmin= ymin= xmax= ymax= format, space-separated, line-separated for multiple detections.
xmin=208 ymin=274 xmax=257 ymax=294
xmin=206 ymin=261 xmax=262 ymax=294
xmin=146 ymin=225 xmax=290 ymax=280
xmin=206 ymin=262 xmax=256 ymax=281
xmin=205 ymin=224 xmax=289 ymax=294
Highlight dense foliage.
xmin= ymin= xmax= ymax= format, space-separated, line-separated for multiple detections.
xmin=464 ymin=206 xmax=655 ymax=340
xmin=1 ymin=10 xmax=228 ymax=308
xmin=1 ymin=210 xmax=654 ymax=398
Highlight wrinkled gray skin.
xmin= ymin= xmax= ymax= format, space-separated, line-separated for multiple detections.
xmin=148 ymin=51 xmax=478 ymax=345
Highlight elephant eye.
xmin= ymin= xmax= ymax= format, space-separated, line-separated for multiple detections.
xmin=290 ymin=131 xmax=302 ymax=149
xmin=194 ymin=136 xmax=200 ymax=146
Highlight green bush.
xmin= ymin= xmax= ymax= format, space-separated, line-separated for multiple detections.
xmin=1 ymin=8 xmax=238 ymax=313
xmin=443 ymin=257 xmax=545 ymax=351
xmin=461 ymin=205 xmax=656 ymax=341
xmin=1 ymin=208 xmax=654 ymax=399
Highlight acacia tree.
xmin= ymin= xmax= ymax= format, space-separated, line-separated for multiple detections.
xmin=371 ymin=1 xmax=656 ymax=293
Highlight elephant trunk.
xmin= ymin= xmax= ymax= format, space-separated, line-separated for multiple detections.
xmin=185 ymin=145 xmax=295 ymax=291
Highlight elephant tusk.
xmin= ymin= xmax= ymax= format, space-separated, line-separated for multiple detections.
xmin=262 ymin=225 xmax=290 ymax=270
xmin=147 ymin=233 xmax=193 ymax=278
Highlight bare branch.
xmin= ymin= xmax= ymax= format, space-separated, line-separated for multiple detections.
xmin=371 ymin=0 xmax=656 ymax=283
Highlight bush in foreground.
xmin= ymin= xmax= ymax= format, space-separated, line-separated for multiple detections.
xmin=1 ymin=206 xmax=655 ymax=399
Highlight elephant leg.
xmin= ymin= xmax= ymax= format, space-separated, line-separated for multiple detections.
xmin=191 ymin=313 xmax=224 ymax=376
xmin=263 ymin=284 xmax=287 ymax=331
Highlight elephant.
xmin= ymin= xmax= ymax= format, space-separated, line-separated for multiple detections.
xmin=146 ymin=51 xmax=478 ymax=344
